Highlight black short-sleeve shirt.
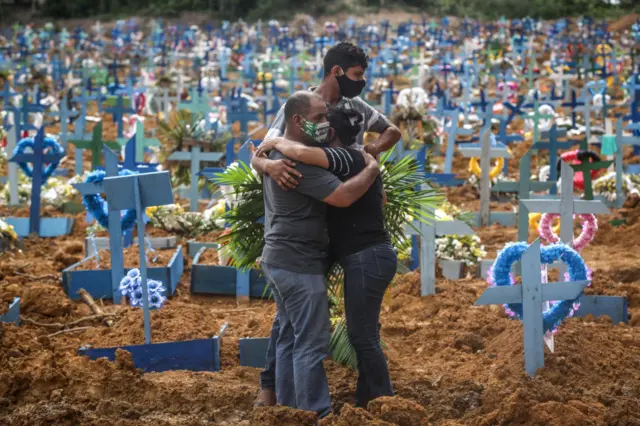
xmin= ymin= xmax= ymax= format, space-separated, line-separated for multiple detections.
xmin=322 ymin=147 xmax=390 ymax=259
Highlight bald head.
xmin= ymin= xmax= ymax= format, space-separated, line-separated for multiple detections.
xmin=284 ymin=91 xmax=325 ymax=122
xmin=283 ymin=91 xmax=329 ymax=145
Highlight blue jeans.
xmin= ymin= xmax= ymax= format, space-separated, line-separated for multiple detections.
xmin=341 ymin=243 xmax=396 ymax=407
xmin=260 ymin=263 xmax=331 ymax=418
xmin=260 ymin=243 xmax=396 ymax=408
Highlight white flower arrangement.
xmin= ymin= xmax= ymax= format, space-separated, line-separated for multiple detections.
xmin=145 ymin=203 xmax=223 ymax=237
xmin=593 ymin=172 xmax=639 ymax=202
xmin=467 ymin=173 xmax=511 ymax=191
xmin=435 ymin=234 xmax=486 ymax=267
xmin=0 ymin=173 xmax=81 ymax=207
xmin=0 ymin=218 xmax=19 ymax=250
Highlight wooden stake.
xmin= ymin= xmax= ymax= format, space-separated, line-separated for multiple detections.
xmin=78 ymin=288 xmax=114 ymax=327
xmin=479 ymin=130 xmax=492 ymax=227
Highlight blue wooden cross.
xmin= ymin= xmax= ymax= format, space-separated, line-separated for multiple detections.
xmin=102 ymin=170 xmax=174 ymax=344
xmin=105 ymin=94 xmax=136 ymax=138
xmin=613 ymin=121 xmax=640 ymax=207
xmin=497 ymin=97 xmax=525 ymax=146
xmin=167 ymin=140 xmax=224 ymax=211
xmin=226 ymin=95 xmax=259 ymax=137
xmin=49 ymin=93 xmax=79 ymax=150
xmin=117 ymin=120 xmax=161 ymax=163
xmin=474 ymin=239 xmax=589 ymax=377
xmin=0 ymin=82 xmax=17 ymax=114
xmin=72 ymin=147 xmax=126 ymax=302
xmin=15 ymin=95 xmax=44 ymax=136
xmin=562 ymin=90 xmax=585 ymax=130
xmin=218 ymin=48 xmax=229 ymax=81
xmin=623 ymin=75 xmax=640 ymax=158
xmin=531 ymin=124 xmax=580 ymax=195
xmin=493 ymin=149 xmax=556 ymax=241
xmin=442 ymin=108 xmax=473 ymax=174
xmin=119 ymin=133 xmax=160 ymax=175
xmin=9 ymin=127 xmax=66 ymax=235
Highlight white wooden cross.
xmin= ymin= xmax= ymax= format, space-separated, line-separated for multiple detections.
xmin=458 ymin=130 xmax=513 ymax=226
xmin=405 ymin=191 xmax=476 ymax=296
xmin=6 ymin=125 xmax=20 ymax=205
xmin=521 ymin=161 xmax=609 ymax=249
xmin=613 ymin=120 xmax=640 ymax=208
xmin=474 ymin=239 xmax=589 ymax=376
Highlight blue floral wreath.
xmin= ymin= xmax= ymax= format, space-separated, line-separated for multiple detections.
xmin=82 ymin=169 xmax=138 ymax=232
xmin=489 ymin=242 xmax=588 ymax=334
xmin=13 ymin=137 xmax=64 ymax=184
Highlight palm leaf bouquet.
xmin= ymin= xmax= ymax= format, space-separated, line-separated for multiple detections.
xmin=213 ymin=149 xmax=443 ymax=368
xmin=157 ymin=110 xmax=231 ymax=190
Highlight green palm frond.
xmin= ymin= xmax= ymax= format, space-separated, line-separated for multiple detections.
xmin=214 ymin=161 xmax=265 ymax=270
xmin=159 ymin=110 xmax=231 ymax=188
xmin=380 ymin=149 xmax=444 ymax=249
xmin=329 ymin=319 xmax=358 ymax=370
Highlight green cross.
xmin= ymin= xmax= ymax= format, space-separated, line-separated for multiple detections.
xmin=571 ymin=140 xmax=613 ymax=200
xmin=69 ymin=121 xmax=120 ymax=169
xmin=117 ymin=120 xmax=161 ymax=163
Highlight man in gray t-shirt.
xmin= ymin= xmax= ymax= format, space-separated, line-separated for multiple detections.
xmin=262 ymin=149 xmax=338 ymax=274
xmin=260 ymin=91 xmax=380 ymax=418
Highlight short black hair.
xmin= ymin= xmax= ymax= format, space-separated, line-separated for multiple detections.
xmin=323 ymin=42 xmax=369 ymax=76
xmin=284 ymin=91 xmax=314 ymax=122
xmin=327 ymin=106 xmax=362 ymax=146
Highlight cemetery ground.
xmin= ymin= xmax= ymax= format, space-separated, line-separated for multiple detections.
xmin=3 ymin=13 xmax=640 ymax=425
xmin=1 ymin=152 xmax=640 ymax=425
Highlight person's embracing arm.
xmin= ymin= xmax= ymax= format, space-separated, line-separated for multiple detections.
xmin=251 ymin=104 xmax=303 ymax=190
xmin=255 ymin=137 xmax=330 ymax=169
xmin=295 ymin=152 xmax=379 ymax=208
xmin=355 ymin=97 xmax=402 ymax=157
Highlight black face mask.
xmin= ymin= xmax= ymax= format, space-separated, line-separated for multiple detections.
xmin=336 ymin=73 xmax=366 ymax=99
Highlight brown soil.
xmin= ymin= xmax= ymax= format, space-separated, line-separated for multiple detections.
xmin=73 ymin=246 xmax=187 ymax=271
xmin=3 ymin=22 xmax=640 ymax=424
xmin=195 ymin=247 xmax=220 ymax=265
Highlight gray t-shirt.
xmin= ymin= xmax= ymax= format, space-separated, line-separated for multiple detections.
xmin=264 ymin=89 xmax=391 ymax=149
xmin=261 ymin=150 xmax=341 ymax=274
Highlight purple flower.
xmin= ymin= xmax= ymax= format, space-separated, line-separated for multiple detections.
xmin=127 ymin=268 xmax=141 ymax=280
xmin=147 ymin=279 xmax=166 ymax=294
xmin=148 ymin=291 xmax=166 ymax=309
xmin=119 ymin=276 xmax=134 ymax=295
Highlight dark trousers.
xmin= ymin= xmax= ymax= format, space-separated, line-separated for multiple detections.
xmin=260 ymin=243 xmax=396 ymax=408
xmin=260 ymin=263 xmax=331 ymax=418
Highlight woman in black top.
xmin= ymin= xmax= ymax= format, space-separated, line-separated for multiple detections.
xmin=256 ymin=106 xmax=396 ymax=408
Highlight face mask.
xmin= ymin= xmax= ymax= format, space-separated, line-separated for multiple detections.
xmin=300 ymin=118 xmax=331 ymax=144
xmin=336 ymin=70 xmax=366 ymax=99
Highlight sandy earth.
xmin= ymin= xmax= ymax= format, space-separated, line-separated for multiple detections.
xmin=2 ymin=126 xmax=640 ymax=424
xmin=2 ymin=13 xmax=640 ymax=423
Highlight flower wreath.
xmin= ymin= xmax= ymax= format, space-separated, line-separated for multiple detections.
xmin=13 ymin=136 xmax=64 ymax=184
xmin=82 ymin=169 xmax=138 ymax=232
xmin=487 ymin=242 xmax=588 ymax=334
xmin=538 ymin=213 xmax=597 ymax=253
